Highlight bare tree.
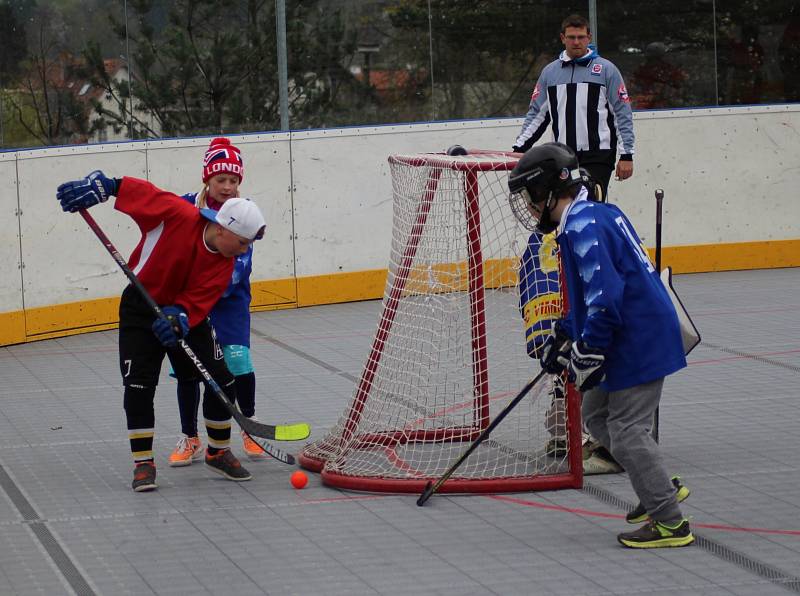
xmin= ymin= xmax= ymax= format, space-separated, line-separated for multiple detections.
xmin=4 ymin=6 xmax=94 ymax=146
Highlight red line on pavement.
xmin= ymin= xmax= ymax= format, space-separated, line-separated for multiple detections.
xmin=487 ymin=494 xmax=800 ymax=536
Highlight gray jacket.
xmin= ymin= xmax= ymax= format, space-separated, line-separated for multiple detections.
xmin=514 ymin=50 xmax=635 ymax=165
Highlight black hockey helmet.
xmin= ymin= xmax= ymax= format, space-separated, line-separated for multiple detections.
xmin=508 ymin=142 xmax=587 ymax=233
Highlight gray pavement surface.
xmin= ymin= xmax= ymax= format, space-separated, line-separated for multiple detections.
xmin=0 ymin=268 xmax=799 ymax=595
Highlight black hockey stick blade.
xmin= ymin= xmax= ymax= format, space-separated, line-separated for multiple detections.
xmin=247 ymin=432 xmax=296 ymax=465
xmin=417 ymin=368 xmax=550 ymax=506
xmin=416 ymin=481 xmax=435 ymax=506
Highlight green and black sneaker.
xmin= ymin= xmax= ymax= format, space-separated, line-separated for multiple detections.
xmin=626 ymin=476 xmax=690 ymax=524
xmin=618 ymin=518 xmax=694 ymax=549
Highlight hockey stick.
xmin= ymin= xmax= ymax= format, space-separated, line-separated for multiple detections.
xmin=653 ymin=188 xmax=664 ymax=443
xmin=655 ymin=188 xmax=664 ymax=273
xmin=78 ymin=209 xmax=308 ymax=464
xmin=417 ymin=368 xmax=550 ymax=506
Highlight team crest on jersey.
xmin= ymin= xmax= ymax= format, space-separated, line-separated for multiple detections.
xmin=591 ymin=63 xmax=603 ymax=75
xmin=530 ymin=83 xmax=541 ymax=101
xmin=618 ymin=83 xmax=631 ymax=103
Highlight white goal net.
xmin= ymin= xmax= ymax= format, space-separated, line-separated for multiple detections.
xmin=299 ymin=150 xmax=581 ymax=494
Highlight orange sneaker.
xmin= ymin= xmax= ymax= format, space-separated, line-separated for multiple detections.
xmin=242 ymin=429 xmax=267 ymax=460
xmin=168 ymin=435 xmax=203 ymax=467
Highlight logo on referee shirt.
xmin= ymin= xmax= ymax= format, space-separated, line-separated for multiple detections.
xmin=618 ymin=83 xmax=631 ymax=103
xmin=591 ymin=63 xmax=603 ymax=75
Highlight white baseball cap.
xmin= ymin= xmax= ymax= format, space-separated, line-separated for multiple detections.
xmin=200 ymin=198 xmax=266 ymax=241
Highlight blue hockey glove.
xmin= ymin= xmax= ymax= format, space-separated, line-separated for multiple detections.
xmin=539 ymin=322 xmax=572 ymax=374
xmin=151 ymin=305 xmax=189 ymax=348
xmin=56 ymin=170 xmax=117 ymax=213
xmin=568 ymin=341 xmax=606 ymax=392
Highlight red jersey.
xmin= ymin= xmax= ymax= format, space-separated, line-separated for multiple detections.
xmin=114 ymin=177 xmax=234 ymax=327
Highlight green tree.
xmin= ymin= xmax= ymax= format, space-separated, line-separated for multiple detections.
xmin=81 ymin=0 xmax=360 ymax=138
xmin=384 ymin=0 xmax=583 ymax=119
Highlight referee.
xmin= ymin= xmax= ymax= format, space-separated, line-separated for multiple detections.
xmin=513 ymin=14 xmax=635 ymax=202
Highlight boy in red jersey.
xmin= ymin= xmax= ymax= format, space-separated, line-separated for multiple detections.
xmin=56 ymin=171 xmax=265 ymax=492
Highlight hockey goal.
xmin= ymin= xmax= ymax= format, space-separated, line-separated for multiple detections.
xmin=298 ymin=149 xmax=582 ymax=494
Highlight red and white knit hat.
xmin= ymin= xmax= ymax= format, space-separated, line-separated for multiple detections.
xmin=202 ymin=137 xmax=244 ymax=183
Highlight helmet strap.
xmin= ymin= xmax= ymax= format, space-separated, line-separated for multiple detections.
xmin=535 ymin=191 xmax=560 ymax=234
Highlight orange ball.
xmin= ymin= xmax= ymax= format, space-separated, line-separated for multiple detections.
xmin=290 ymin=470 xmax=308 ymax=489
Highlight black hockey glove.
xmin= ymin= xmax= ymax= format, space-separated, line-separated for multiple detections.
xmin=539 ymin=322 xmax=572 ymax=374
xmin=152 ymin=305 xmax=189 ymax=348
xmin=568 ymin=340 xmax=606 ymax=392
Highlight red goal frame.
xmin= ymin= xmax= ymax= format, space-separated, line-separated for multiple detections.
xmin=299 ymin=150 xmax=583 ymax=494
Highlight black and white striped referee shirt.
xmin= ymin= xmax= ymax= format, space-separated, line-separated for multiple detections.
xmin=514 ymin=50 xmax=635 ymax=166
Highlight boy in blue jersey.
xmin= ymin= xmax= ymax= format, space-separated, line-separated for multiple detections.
xmin=516 ymin=186 xmax=623 ymax=474
xmin=508 ymin=142 xmax=693 ymax=548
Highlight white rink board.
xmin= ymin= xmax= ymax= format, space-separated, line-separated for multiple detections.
xmin=613 ymin=105 xmax=800 ymax=247
xmin=290 ymin=120 xmax=520 ymax=276
xmin=2 ymin=103 xmax=799 ymax=315
xmin=17 ymin=143 xmax=148 ymax=309
xmin=0 ymin=153 xmax=23 ymax=312
xmin=143 ymin=134 xmax=295 ymax=284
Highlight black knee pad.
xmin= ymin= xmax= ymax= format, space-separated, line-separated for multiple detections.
xmin=123 ymin=384 xmax=156 ymax=415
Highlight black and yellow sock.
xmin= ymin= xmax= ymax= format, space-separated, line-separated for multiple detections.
xmin=124 ymin=385 xmax=156 ymax=463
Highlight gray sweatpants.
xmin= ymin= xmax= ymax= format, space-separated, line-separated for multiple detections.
xmin=582 ymin=378 xmax=683 ymax=524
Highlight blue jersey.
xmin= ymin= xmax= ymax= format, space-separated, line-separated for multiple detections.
xmin=518 ymin=231 xmax=561 ymax=358
xmin=557 ymin=197 xmax=685 ymax=391
xmin=182 ymin=192 xmax=253 ymax=347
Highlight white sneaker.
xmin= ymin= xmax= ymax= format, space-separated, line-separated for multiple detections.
xmin=583 ymin=453 xmax=623 ymax=475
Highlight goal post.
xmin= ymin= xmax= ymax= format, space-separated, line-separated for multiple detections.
xmin=299 ymin=149 xmax=583 ymax=494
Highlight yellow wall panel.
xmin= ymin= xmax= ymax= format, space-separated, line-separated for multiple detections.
xmin=648 ymin=239 xmax=800 ymax=273
xmin=251 ymin=278 xmax=298 ymax=312
xmin=25 ymin=297 xmax=121 ymax=339
xmin=297 ymin=270 xmax=387 ymax=307
xmin=0 ymin=311 xmax=26 ymax=346
xmin=2 ymin=239 xmax=798 ymax=347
